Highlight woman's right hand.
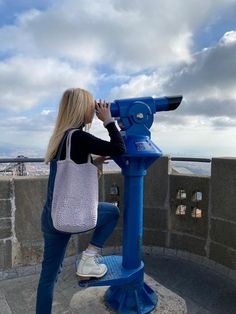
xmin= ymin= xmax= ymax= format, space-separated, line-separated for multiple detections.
xmin=95 ymin=99 xmax=112 ymax=122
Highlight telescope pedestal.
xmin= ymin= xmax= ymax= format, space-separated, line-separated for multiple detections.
xmin=80 ymin=256 xmax=156 ymax=313
xmin=77 ymin=94 xmax=183 ymax=313
xmin=105 ymin=278 xmax=157 ymax=314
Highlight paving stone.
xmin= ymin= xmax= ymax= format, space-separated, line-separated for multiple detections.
xmin=0 ymin=289 xmax=12 ymax=314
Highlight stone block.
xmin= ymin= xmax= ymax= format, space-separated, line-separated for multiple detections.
xmin=170 ymin=233 xmax=206 ymax=256
xmin=164 ymin=248 xmax=177 ymax=256
xmin=151 ymin=246 xmax=164 ymax=255
xmin=0 ymin=178 xmax=11 ymax=199
xmin=211 ymin=158 xmax=236 ymax=222
xmin=103 ymin=172 xmax=124 ymax=210
xmin=98 ymin=174 xmax=105 ymax=202
xmin=144 ymin=207 xmax=167 ymax=230
xmin=66 ymin=234 xmax=79 ymax=257
xmin=13 ymin=240 xmax=44 ymax=266
xmin=105 ymin=228 xmax=122 ymax=248
xmin=229 ymin=269 xmax=236 ymax=283
xmin=0 ymin=218 xmax=12 ymax=239
xmin=0 ymin=289 xmax=12 ymax=314
xmin=144 ymin=156 xmax=170 ymax=208
xmin=210 ymin=218 xmax=236 ymax=250
xmin=78 ymin=231 xmax=93 ymax=253
xmin=0 ymin=200 xmax=11 ymax=218
xmin=169 ymin=174 xmax=209 ymax=238
xmin=14 ymin=177 xmax=47 ymax=241
xmin=143 ymin=229 xmax=167 ymax=247
xmin=209 ymin=241 xmax=236 ymax=270
xmin=16 ymin=265 xmax=36 ymax=277
xmin=0 ymin=239 xmax=12 ymax=269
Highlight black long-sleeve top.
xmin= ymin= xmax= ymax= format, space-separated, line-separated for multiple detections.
xmin=57 ymin=122 xmax=126 ymax=163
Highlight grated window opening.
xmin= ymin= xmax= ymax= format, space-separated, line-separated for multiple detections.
xmin=176 ymin=205 xmax=187 ymax=216
xmin=176 ymin=189 xmax=186 ymax=200
xmin=192 ymin=191 xmax=202 ymax=202
xmin=191 ymin=206 xmax=202 ymax=219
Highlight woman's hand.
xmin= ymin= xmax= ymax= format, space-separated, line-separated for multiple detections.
xmin=94 ymin=156 xmax=111 ymax=179
xmin=95 ymin=100 xmax=112 ymax=122
xmin=94 ymin=156 xmax=110 ymax=166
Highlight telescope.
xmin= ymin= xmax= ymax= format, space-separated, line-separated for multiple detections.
xmin=110 ymin=95 xmax=182 ymax=136
xmin=108 ymin=95 xmax=182 ymax=162
xmin=80 ymin=94 xmax=183 ymax=313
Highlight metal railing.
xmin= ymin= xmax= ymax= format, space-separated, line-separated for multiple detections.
xmin=170 ymin=157 xmax=211 ymax=163
xmin=0 ymin=158 xmax=44 ymax=163
xmin=0 ymin=157 xmax=212 ymax=164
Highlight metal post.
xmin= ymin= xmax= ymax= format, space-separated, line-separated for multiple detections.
xmin=122 ymin=174 xmax=143 ymax=269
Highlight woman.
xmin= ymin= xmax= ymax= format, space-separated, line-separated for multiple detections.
xmin=36 ymin=88 xmax=125 ymax=314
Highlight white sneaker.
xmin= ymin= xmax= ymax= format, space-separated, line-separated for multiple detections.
xmin=76 ymin=252 xmax=107 ymax=279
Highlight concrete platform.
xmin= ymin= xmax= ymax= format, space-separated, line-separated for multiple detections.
xmin=0 ymin=254 xmax=236 ymax=313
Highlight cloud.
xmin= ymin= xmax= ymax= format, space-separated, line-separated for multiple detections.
xmin=0 ymin=0 xmax=236 ymax=157
xmin=111 ymin=30 xmax=236 ymax=127
xmin=0 ymin=111 xmax=55 ymax=132
xmin=209 ymin=116 xmax=236 ymax=128
xmin=166 ymin=31 xmax=236 ymax=102
xmin=0 ymin=1 xmax=235 ymax=112
xmin=0 ymin=0 xmax=233 ymax=72
xmin=41 ymin=109 xmax=52 ymax=115
xmin=0 ymin=56 xmax=96 ymax=111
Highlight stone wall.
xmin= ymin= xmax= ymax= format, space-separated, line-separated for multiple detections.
xmin=209 ymin=158 xmax=236 ymax=270
xmin=0 ymin=157 xmax=235 ymax=282
xmin=0 ymin=176 xmax=78 ymax=270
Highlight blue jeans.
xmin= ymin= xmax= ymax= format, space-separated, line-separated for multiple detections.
xmin=36 ymin=202 xmax=120 ymax=314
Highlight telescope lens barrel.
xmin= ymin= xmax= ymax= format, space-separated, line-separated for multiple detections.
xmin=154 ymin=95 xmax=182 ymax=112
xmin=166 ymin=96 xmax=182 ymax=111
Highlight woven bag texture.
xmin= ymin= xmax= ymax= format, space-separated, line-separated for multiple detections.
xmin=51 ymin=129 xmax=98 ymax=233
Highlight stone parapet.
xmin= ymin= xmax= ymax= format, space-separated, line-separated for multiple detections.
xmin=0 ymin=157 xmax=235 ymax=282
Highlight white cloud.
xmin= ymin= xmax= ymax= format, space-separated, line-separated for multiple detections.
xmin=0 ymin=0 xmax=233 ymax=71
xmin=110 ymin=30 xmax=236 ymax=123
xmin=0 ymin=56 xmax=96 ymax=111
xmin=41 ymin=109 xmax=52 ymax=115
xmin=151 ymin=120 xmax=236 ymax=157
xmin=0 ymin=0 xmax=236 ymax=157
xmin=220 ymin=30 xmax=236 ymax=45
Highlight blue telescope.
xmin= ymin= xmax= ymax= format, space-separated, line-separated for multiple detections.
xmin=110 ymin=95 xmax=182 ymax=135
xmin=79 ymin=95 xmax=182 ymax=313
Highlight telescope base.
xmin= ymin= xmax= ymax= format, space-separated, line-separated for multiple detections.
xmin=105 ymin=281 xmax=157 ymax=314
xmin=78 ymin=255 xmax=157 ymax=313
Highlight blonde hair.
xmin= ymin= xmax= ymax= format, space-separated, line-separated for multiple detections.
xmin=44 ymin=88 xmax=94 ymax=164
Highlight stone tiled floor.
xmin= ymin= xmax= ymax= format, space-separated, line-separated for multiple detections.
xmin=0 ymin=254 xmax=236 ymax=314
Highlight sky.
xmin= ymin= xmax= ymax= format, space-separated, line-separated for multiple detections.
xmin=0 ymin=0 xmax=236 ymax=158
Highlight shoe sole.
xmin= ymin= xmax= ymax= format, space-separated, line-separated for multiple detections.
xmin=76 ymin=269 xmax=107 ymax=280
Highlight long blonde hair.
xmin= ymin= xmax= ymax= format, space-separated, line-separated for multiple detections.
xmin=44 ymin=88 xmax=94 ymax=164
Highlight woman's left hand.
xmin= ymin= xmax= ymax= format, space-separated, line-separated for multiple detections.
xmin=94 ymin=156 xmax=110 ymax=166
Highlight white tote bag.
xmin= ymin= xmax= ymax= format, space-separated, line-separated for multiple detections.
xmin=51 ymin=129 xmax=98 ymax=233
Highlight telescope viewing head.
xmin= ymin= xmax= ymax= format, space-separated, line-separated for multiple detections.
xmin=110 ymin=95 xmax=182 ymax=137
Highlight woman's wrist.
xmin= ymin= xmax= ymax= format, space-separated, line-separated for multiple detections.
xmin=103 ymin=117 xmax=114 ymax=127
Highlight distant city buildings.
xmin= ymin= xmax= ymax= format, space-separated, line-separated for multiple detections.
xmin=0 ymin=157 xmax=211 ymax=176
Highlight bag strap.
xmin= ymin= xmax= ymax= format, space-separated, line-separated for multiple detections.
xmin=55 ymin=128 xmax=92 ymax=163
xmin=55 ymin=129 xmax=70 ymax=161
xmin=65 ymin=129 xmax=92 ymax=163
xmin=65 ymin=129 xmax=77 ymax=160
xmin=55 ymin=128 xmax=77 ymax=161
